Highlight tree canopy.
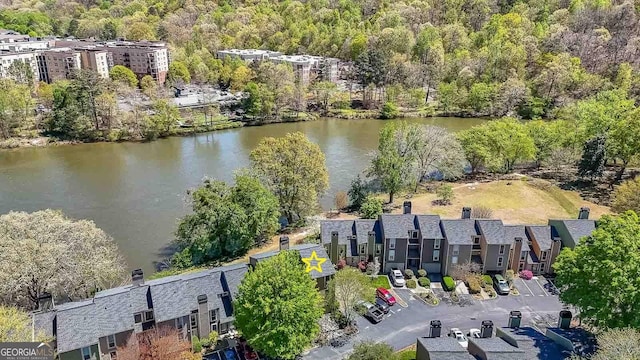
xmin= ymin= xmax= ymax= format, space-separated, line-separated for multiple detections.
xmin=109 ymin=65 xmax=138 ymax=88
xmin=0 ymin=306 xmax=48 ymax=341
xmin=553 ymin=211 xmax=640 ymax=328
xmin=233 ymin=251 xmax=323 ymax=360
xmin=0 ymin=210 xmax=125 ymax=309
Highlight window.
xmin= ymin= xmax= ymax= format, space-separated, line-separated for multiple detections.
xmin=211 ymin=323 xmax=218 ymax=332
xmin=81 ymin=347 xmax=91 ymax=360
xmin=411 ymin=231 xmax=419 ymax=238
xmin=520 ymin=251 xmax=526 ymax=261
xmin=499 ymin=245 xmax=505 ymax=255
xmin=541 ymin=251 xmax=547 ymax=261
xmin=134 ymin=313 xmax=142 ymax=324
xmin=176 ymin=317 xmax=186 ymax=330
xmin=452 ymin=256 xmax=458 ymax=264
xmin=540 ymin=263 xmax=545 ymax=272
xmin=389 ymin=239 xmax=396 ymax=249
xmin=433 ymin=250 xmax=440 ymax=262
xmin=452 ymin=245 xmax=459 ymax=255
xmin=388 ymin=250 xmax=395 ymax=261
xmin=497 ymin=257 xmax=504 ymax=267
xmin=359 ymin=244 xmax=366 ymax=255
xmin=107 ymin=334 xmax=116 ymax=349
xmin=190 ymin=313 xmax=198 ymax=329
xmin=210 ymin=309 xmax=218 ymax=323
xmin=375 ymin=244 xmax=382 ymax=255
xmin=109 ymin=351 xmax=117 ymax=360
xmin=144 ymin=310 xmax=154 ymax=322
xmin=339 ymin=245 xmax=346 ymax=258
xmin=473 ymin=237 xmax=480 ymax=245
xmin=434 ymin=239 xmax=441 ymax=250
xmin=518 ymin=262 xmax=525 ymax=271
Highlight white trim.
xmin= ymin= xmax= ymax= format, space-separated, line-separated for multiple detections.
xmin=434 ymin=239 xmax=441 ymax=250
xmin=107 ymin=334 xmax=116 ymax=349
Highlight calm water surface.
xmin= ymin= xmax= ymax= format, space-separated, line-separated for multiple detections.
xmin=0 ymin=117 xmax=487 ymax=273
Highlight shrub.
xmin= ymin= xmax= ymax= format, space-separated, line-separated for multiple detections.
xmin=417 ymin=269 xmax=427 ymax=277
xmin=360 ymin=195 xmax=383 ymax=219
xmin=200 ymin=336 xmax=211 ymax=347
xmin=418 ymin=277 xmax=430 ymax=287
xmin=404 ymin=269 xmax=414 ymax=279
xmin=468 ymin=277 xmax=482 ymax=294
xmin=443 ymin=276 xmax=455 ymax=291
xmin=436 ymin=184 xmax=454 ymax=205
xmin=482 ymin=275 xmax=493 ymax=287
xmin=505 ymin=269 xmax=515 ymax=283
xmin=519 ymin=269 xmax=533 ymax=280
xmin=471 ymin=206 xmax=493 ymax=219
xmin=208 ymin=331 xmax=218 ymax=346
xmin=406 ymin=279 xmax=417 ymax=289
xmin=380 ymin=101 xmax=399 ymax=119
xmin=192 ymin=336 xmax=202 ymax=352
xmin=335 ymin=191 xmax=348 ymax=211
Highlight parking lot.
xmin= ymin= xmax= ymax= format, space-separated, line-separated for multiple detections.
xmin=304 ymin=281 xmax=565 ymax=360
xmin=514 ymin=276 xmax=560 ymax=297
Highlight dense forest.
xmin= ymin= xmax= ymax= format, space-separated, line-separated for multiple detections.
xmin=2 ymin=0 xmax=640 ymax=118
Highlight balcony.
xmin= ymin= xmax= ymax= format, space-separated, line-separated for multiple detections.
xmin=408 ymin=238 xmax=420 ymax=245
xmin=407 ymin=248 xmax=420 ymax=259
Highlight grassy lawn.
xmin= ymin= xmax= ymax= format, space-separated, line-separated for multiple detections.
xmin=386 ymin=178 xmax=610 ymax=224
xmin=371 ymin=275 xmax=391 ymax=289
xmin=394 ymin=345 xmax=416 ymax=360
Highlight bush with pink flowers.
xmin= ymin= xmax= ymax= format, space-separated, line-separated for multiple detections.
xmin=519 ymin=270 xmax=533 ymax=280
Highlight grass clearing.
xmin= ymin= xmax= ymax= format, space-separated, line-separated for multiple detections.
xmin=395 ymin=345 xmax=416 ymax=360
xmin=388 ymin=179 xmax=610 ymax=224
xmin=371 ymin=275 xmax=391 ymax=289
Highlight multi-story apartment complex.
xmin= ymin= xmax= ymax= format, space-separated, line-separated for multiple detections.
xmin=216 ymin=49 xmax=282 ymax=62
xmin=0 ymin=50 xmax=40 ymax=84
xmin=103 ymin=41 xmax=169 ymax=84
xmin=37 ymin=48 xmax=82 ymax=83
xmin=33 ymin=243 xmax=334 ymax=360
xmin=320 ymin=203 xmax=596 ymax=276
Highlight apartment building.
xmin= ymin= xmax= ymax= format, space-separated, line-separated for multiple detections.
xmin=104 ymin=41 xmax=169 ymax=84
xmin=270 ymin=54 xmax=339 ymax=84
xmin=34 ymin=244 xmax=336 ymax=359
xmin=78 ymin=47 xmax=110 ymax=78
xmin=38 ymin=48 xmax=82 ymax=83
xmin=0 ymin=50 xmax=40 ymax=84
xmin=216 ymin=49 xmax=282 ymax=62
xmin=320 ymin=203 xmax=596 ymax=277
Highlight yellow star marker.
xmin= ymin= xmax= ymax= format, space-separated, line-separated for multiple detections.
xmin=301 ymin=251 xmax=327 ymax=273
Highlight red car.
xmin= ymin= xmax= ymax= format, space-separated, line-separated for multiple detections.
xmin=376 ymin=287 xmax=396 ymax=305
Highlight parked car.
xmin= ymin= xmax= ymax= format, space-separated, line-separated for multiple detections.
xmin=390 ymin=269 xmax=406 ymax=287
xmin=468 ymin=328 xmax=481 ymax=339
xmin=237 ymin=339 xmax=258 ymax=360
xmin=376 ymin=287 xmax=397 ymax=306
xmin=375 ymin=298 xmax=390 ymax=314
xmin=448 ymin=328 xmax=468 ymax=348
xmin=354 ymin=300 xmax=384 ymax=323
xmin=493 ymin=274 xmax=511 ymax=295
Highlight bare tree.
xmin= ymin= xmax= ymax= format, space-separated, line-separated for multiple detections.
xmin=412 ymin=125 xmax=466 ymax=191
xmin=327 ymin=268 xmax=372 ymax=322
xmin=335 ymin=191 xmax=348 ymax=212
xmin=0 ymin=210 xmax=126 ymax=309
xmin=450 ymin=262 xmax=481 ymax=283
xmin=471 ymin=206 xmax=493 ymax=219
xmin=117 ymin=326 xmax=192 ymax=360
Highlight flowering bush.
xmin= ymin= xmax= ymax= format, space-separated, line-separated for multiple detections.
xmin=519 ymin=269 xmax=533 ymax=280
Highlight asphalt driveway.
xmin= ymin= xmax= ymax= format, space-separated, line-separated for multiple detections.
xmin=514 ymin=277 xmax=559 ymax=297
xmin=303 ymin=286 xmax=564 ymax=360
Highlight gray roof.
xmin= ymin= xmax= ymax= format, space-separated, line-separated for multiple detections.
xmin=416 ymin=215 xmax=444 ymax=239
xmin=417 ymin=337 xmax=474 ymax=359
xmin=440 ymin=219 xmax=477 ymax=245
xmin=554 ymin=220 xmax=596 ymax=245
xmin=504 ymin=225 xmax=530 ymax=252
xmin=497 ymin=327 xmax=570 ymax=360
xmin=320 ymin=220 xmax=355 ymax=245
xmin=354 ymin=219 xmax=379 ymax=244
xmin=248 ymin=244 xmax=336 ymax=279
xmin=527 ymin=225 xmax=553 ymax=250
xmin=469 ymin=337 xmax=526 ymax=359
xmin=33 ymin=263 xmax=249 ymax=353
xmin=476 ymin=220 xmax=511 ymax=245
xmin=380 ymin=214 xmax=417 ymax=238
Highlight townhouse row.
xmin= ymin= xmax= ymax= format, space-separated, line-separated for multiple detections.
xmin=0 ymin=31 xmax=169 ymax=86
xmin=33 ymin=244 xmax=334 ymax=360
xmin=320 ymin=202 xmax=596 ymax=277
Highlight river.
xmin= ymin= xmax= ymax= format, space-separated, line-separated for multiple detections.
xmin=0 ymin=117 xmax=487 ymax=273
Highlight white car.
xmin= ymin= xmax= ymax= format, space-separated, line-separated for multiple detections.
xmin=468 ymin=328 xmax=481 ymax=339
xmin=390 ymin=269 xmax=406 ymax=287
xmin=449 ymin=328 xmax=468 ymax=348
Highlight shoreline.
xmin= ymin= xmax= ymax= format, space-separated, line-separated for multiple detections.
xmin=0 ymin=110 xmax=485 ymax=150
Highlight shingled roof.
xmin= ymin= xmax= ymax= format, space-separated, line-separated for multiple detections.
xmin=249 ymin=244 xmax=336 ymax=279
xmin=416 ymin=215 xmax=444 ymax=239
xmin=527 ymin=225 xmax=553 ymax=250
xmin=504 ymin=225 xmax=530 ymax=252
xmin=417 ymin=337 xmax=475 ymax=359
xmin=380 ymin=214 xmax=418 ymax=238
xmin=354 ymin=219 xmax=381 ymax=244
xmin=440 ymin=219 xmax=478 ymax=245
xmin=33 ymin=263 xmax=248 ymax=353
xmin=476 ymin=220 xmax=512 ymax=245
xmin=320 ymin=220 xmax=355 ymax=245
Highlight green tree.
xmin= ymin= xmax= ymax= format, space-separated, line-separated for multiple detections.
xmin=6 ymin=60 xmax=34 ymax=86
xmin=467 ymin=82 xmax=496 ymax=113
xmin=327 ymin=268 xmax=373 ymax=322
xmin=109 ymin=65 xmax=138 ymax=88
xmin=150 ymin=99 xmax=179 ymax=137
xmin=348 ymin=175 xmax=369 ymax=209
xmin=485 ymin=118 xmax=536 ymax=172
xmin=168 ymin=61 xmax=191 ymax=84
xmin=612 ymin=178 xmax=640 ymax=214
xmin=250 ymin=132 xmax=329 ymax=224
xmin=578 ymin=135 xmax=606 ymax=181
xmin=369 ymin=122 xmax=418 ymax=203
xmin=231 ymin=172 xmax=280 ymax=244
xmin=242 ymin=82 xmax=274 ymax=117
xmin=525 ymin=120 xmax=561 ymax=168
xmin=0 ymin=79 xmax=33 ymax=139
xmin=608 ymin=108 xmax=640 ymax=182
xmin=585 ymin=328 xmax=640 ymax=360
xmin=360 ymin=196 xmax=383 ymax=219
xmin=553 ymin=211 xmax=640 ymax=328
xmin=234 ymin=251 xmax=323 ymax=360
xmin=348 ymin=341 xmax=395 ymax=360
xmin=310 ymin=81 xmax=337 ymax=113
xmin=436 ymin=184 xmax=454 ymax=205
xmin=457 ymin=126 xmax=494 ymax=173
xmin=140 ymin=75 xmax=157 ymax=98
xmin=380 ymin=101 xmax=399 ymax=119
xmin=0 ymin=306 xmax=48 ymax=341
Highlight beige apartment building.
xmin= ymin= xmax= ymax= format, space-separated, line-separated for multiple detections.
xmin=0 ymin=50 xmax=40 ymax=84
xmin=78 ymin=48 xmax=110 ymax=79
xmin=104 ymin=41 xmax=169 ymax=84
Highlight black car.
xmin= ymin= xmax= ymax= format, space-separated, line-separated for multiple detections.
xmin=375 ymin=297 xmax=390 ymax=314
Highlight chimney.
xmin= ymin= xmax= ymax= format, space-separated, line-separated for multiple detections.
xmin=403 ymin=201 xmax=412 ymax=214
xmin=508 ymin=311 xmax=522 ymax=328
xmin=480 ymin=320 xmax=494 ymax=338
xmin=331 ymin=231 xmax=339 ymax=261
xmin=37 ymin=293 xmax=53 ymax=312
xmin=197 ymin=294 xmax=210 ymax=338
xmin=461 ymin=207 xmax=471 ymax=219
xmin=558 ymin=310 xmax=572 ymax=329
xmin=279 ymin=236 xmax=290 ymax=251
xmin=132 ymin=269 xmax=144 ymax=287
xmin=578 ymin=207 xmax=590 ymax=220
xmin=429 ymin=320 xmax=442 ymax=338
